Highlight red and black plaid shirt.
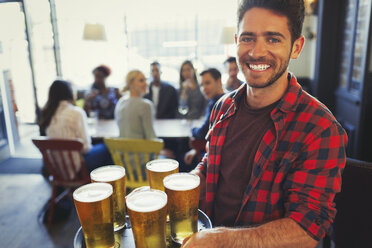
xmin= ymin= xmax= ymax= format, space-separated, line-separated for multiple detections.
xmin=196 ymin=73 xmax=348 ymax=241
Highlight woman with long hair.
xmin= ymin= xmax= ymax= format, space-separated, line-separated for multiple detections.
xmin=178 ymin=60 xmax=206 ymax=119
xmin=39 ymin=80 xmax=113 ymax=171
xmin=114 ymin=70 xmax=156 ymax=139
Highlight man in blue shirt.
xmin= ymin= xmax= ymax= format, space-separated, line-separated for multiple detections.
xmin=184 ymin=68 xmax=225 ymax=166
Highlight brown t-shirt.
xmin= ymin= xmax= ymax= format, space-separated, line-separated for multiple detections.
xmin=213 ymin=95 xmax=277 ymax=226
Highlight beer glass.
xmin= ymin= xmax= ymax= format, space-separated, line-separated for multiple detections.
xmin=90 ymin=165 xmax=126 ymax=231
xmin=146 ymin=159 xmax=179 ymax=191
xmin=163 ymin=173 xmax=200 ymax=244
xmin=73 ymin=183 xmax=115 ymax=248
xmin=126 ymin=188 xmax=168 ymax=248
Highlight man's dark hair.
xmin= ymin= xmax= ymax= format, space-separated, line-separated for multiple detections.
xmin=224 ymin=57 xmax=237 ymax=64
xmin=151 ymin=61 xmax=161 ymax=68
xmin=200 ymin=68 xmax=221 ymax=81
xmin=237 ymin=0 xmax=305 ymax=42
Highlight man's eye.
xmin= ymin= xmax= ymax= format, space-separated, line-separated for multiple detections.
xmin=268 ymin=38 xmax=280 ymax=43
xmin=241 ymin=37 xmax=253 ymax=42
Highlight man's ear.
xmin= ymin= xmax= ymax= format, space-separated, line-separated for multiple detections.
xmin=235 ymin=34 xmax=238 ymax=44
xmin=290 ymin=35 xmax=305 ymax=59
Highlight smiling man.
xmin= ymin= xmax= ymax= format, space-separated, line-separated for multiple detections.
xmin=183 ymin=0 xmax=348 ymax=247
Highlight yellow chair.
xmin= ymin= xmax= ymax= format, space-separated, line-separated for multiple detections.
xmin=104 ymin=138 xmax=164 ymax=189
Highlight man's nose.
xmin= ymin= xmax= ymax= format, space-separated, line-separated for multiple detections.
xmin=248 ymin=40 xmax=267 ymax=58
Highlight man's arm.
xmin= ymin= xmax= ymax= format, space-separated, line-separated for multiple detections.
xmin=182 ymin=218 xmax=318 ymax=248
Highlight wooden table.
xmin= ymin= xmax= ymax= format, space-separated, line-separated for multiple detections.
xmin=88 ymin=119 xmax=204 ymax=139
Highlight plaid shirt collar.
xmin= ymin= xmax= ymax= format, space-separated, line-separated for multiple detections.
xmin=220 ymin=72 xmax=300 ymax=121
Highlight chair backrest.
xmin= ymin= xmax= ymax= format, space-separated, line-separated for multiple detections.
xmin=32 ymin=137 xmax=90 ymax=186
xmin=332 ymin=158 xmax=372 ymax=247
xmin=104 ymin=138 xmax=164 ymax=189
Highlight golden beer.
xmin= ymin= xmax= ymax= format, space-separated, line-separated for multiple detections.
xmin=126 ymin=188 xmax=168 ymax=248
xmin=146 ymin=159 xmax=179 ymax=191
xmin=91 ymin=165 xmax=126 ymax=231
xmin=163 ymin=173 xmax=200 ymax=244
xmin=73 ymin=183 xmax=115 ymax=248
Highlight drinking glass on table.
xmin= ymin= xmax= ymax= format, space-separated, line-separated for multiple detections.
xmin=73 ymin=183 xmax=115 ymax=248
xmin=146 ymin=159 xmax=179 ymax=191
xmin=90 ymin=165 xmax=126 ymax=231
xmin=126 ymin=187 xmax=168 ymax=248
xmin=163 ymin=173 xmax=200 ymax=244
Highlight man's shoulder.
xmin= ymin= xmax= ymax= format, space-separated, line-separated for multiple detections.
xmin=291 ymin=89 xmax=344 ymax=137
xmin=215 ymin=89 xmax=239 ymax=109
xmin=160 ymin=81 xmax=176 ymax=89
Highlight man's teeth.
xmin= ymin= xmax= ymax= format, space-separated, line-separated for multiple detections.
xmin=249 ymin=64 xmax=270 ymax=71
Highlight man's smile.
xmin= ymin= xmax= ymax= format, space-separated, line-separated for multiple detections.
xmin=247 ymin=63 xmax=271 ymax=72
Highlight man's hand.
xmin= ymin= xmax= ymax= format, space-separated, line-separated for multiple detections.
xmin=181 ymin=228 xmax=227 ymax=248
xmin=184 ymin=149 xmax=197 ymax=165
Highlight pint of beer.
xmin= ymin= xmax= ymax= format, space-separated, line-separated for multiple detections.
xmin=146 ymin=159 xmax=179 ymax=191
xmin=126 ymin=188 xmax=168 ymax=248
xmin=90 ymin=165 xmax=126 ymax=231
xmin=73 ymin=183 xmax=115 ymax=248
xmin=163 ymin=173 xmax=200 ymax=244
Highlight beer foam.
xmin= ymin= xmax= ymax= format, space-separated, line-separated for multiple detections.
xmin=163 ymin=173 xmax=200 ymax=191
xmin=126 ymin=190 xmax=167 ymax=212
xmin=90 ymin=165 xmax=125 ymax=182
xmin=146 ymin=159 xmax=179 ymax=172
xmin=73 ymin=183 xmax=113 ymax=203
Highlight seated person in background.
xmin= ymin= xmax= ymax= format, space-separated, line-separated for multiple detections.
xmin=114 ymin=70 xmax=156 ymax=140
xmin=84 ymin=65 xmax=121 ymax=119
xmin=144 ymin=61 xmax=178 ymax=119
xmin=224 ymin=56 xmax=243 ymax=92
xmin=39 ymin=80 xmax=113 ymax=172
xmin=144 ymin=61 xmax=179 ymax=158
xmin=184 ymin=68 xmax=225 ymax=168
xmin=178 ymin=60 xmax=206 ymax=119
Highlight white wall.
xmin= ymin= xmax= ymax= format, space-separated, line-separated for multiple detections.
xmin=289 ymin=15 xmax=318 ymax=79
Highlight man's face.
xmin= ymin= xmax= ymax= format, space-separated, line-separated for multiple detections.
xmin=94 ymin=70 xmax=106 ymax=86
xmin=151 ymin=65 xmax=161 ymax=83
xmin=201 ymin=73 xmax=221 ymax=99
xmin=228 ymin=61 xmax=239 ymax=78
xmin=236 ymin=7 xmax=303 ymax=89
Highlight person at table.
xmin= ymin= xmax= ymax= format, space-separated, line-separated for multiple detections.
xmin=84 ymin=65 xmax=121 ymax=119
xmin=178 ymin=60 xmax=206 ymax=119
xmin=144 ymin=61 xmax=178 ymax=119
xmin=182 ymin=0 xmax=348 ymax=247
xmin=224 ymin=56 xmax=243 ymax=92
xmin=39 ymin=80 xmax=113 ymax=172
xmin=114 ymin=70 xmax=156 ymax=139
xmin=183 ymin=68 xmax=225 ymax=168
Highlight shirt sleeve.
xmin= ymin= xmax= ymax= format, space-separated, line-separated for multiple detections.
xmin=142 ymin=101 xmax=157 ymax=140
xmin=191 ymin=100 xmax=214 ymax=140
xmin=284 ymin=122 xmax=348 ymax=241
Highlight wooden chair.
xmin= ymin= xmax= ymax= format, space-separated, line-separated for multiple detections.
xmin=32 ymin=137 xmax=90 ymax=226
xmin=331 ymin=158 xmax=372 ymax=247
xmin=189 ymin=137 xmax=207 ymax=162
xmin=104 ymin=138 xmax=164 ymax=190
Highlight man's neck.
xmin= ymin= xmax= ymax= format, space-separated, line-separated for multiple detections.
xmin=152 ymin=80 xmax=161 ymax=87
xmin=245 ymin=73 xmax=289 ymax=109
